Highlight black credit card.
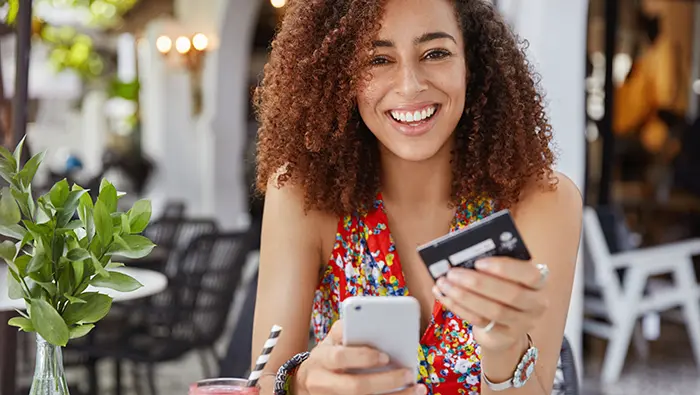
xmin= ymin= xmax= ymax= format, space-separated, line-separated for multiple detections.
xmin=417 ymin=209 xmax=531 ymax=280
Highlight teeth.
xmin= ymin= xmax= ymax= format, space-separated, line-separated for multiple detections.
xmin=390 ymin=105 xmax=438 ymax=123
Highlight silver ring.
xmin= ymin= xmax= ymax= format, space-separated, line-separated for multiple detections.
xmin=482 ymin=320 xmax=496 ymax=333
xmin=535 ymin=263 xmax=550 ymax=289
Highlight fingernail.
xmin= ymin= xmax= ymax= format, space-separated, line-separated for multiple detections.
xmin=405 ymin=370 xmax=416 ymax=383
xmin=416 ymin=385 xmax=427 ymax=395
xmin=379 ymin=353 xmax=390 ymax=364
xmin=432 ymin=285 xmax=445 ymax=298
xmin=475 ymin=259 xmax=490 ymax=270
xmin=436 ymin=278 xmax=450 ymax=291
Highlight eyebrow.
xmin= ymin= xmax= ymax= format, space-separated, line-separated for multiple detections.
xmin=372 ymin=31 xmax=457 ymax=48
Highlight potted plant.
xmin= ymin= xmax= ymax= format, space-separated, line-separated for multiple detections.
xmin=1 ymin=138 xmax=155 ymax=395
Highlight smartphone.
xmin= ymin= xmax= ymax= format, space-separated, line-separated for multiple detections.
xmin=341 ymin=296 xmax=420 ymax=379
xmin=417 ymin=209 xmax=531 ymax=280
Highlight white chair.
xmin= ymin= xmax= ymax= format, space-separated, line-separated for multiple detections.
xmin=582 ymin=206 xmax=700 ymax=383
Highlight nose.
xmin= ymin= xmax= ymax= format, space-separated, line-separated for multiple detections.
xmin=395 ymin=62 xmax=428 ymax=98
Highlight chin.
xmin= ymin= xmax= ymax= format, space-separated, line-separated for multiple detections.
xmin=383 ymin=142 xmax=447 ymax=163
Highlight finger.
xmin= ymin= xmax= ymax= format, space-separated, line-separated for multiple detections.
xmin=316 ymin=344 xmax=390 ymax=371
xmin=435 ymin=277 xmax=522 ymax=327
xmin=474 ymin=257 xmax=544 ymax=290
xmin=432 ymin=285 xmax=491 ymax=328
xmin=445 ymin=268 xmax=544 ymax=312
xmin=327 ymin=319 xmax=344 ymax=345
xmin=337 ymin=368 xmax=416 ymax=395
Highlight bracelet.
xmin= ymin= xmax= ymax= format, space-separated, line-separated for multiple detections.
xmin=274 ymin=351 xmax=310 ymax=395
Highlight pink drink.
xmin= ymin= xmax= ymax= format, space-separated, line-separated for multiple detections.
xmin=189 ymin=378 xmax=260 ymax=395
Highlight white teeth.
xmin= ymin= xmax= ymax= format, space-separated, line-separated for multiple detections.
xmin=389 ymin=105 xmax=438 ymax=123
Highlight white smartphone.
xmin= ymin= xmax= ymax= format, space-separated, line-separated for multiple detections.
xmin=341 ymin=296 xmax=421 ymax=378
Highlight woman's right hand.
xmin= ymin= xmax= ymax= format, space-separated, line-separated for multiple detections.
xmin=294 ymin=321 xmax=427 ymax=395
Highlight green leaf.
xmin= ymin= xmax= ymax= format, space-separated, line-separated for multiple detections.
xmin=0 ymin=223 xmax=26 ymax=240
xmin=0 ymin=160 xmax=15 ymax=186
xmin=90 ymin=271 xmax=143 ymax=292
xmin=98 ymin=180 xmax=117 ymax=213
xmin=108 ymin=234 xmax=155 ymax=259
xmin=90 ymin=254 xmax=109 ymax=278
xmin=105 ymin=261 xmax=124 ymax=269
xmin=0 ymin=187 xmax=21 ymax=225
xmin=12 ymin=135 xmax=25 ymax=170
xmin=16 ymin=151 xmax=46 ymax=189
xmin=51 ymin=235 xmax=65 ymax=265
xmin=0 ymin=144 xmax=16 ymax=168
xmin=64 ymin=295 xmax=86 ymax=304
xmin=6 ymin=267 xmax=24 ymax=299
xmin=57 ymin=189 xmax=88 ymax=228
xmin=63 ymin=220 xmax=83 ymax=230
xmin=93 ymin=200 xmax=112 ymax=247
xmin=66 ymin=248 xmax=90 ymax=262
xmin=57 ymin=263 xmax=73 ymax=296
xmin=127 ymin=200 xmax=151 ymax=233
xmin=69 ymin=324 xmax=95 ymax=339
xmin=11 ymin=188 xmax=32 ymax=219
xmin=120 ymin=213 xmax=130 ymax=234
xmin=18 ymin=230 xmax=34 ymax=252
xmin=29 ymin=299 xmax=70 ymax=347
xmin=72 ymin=260 xmax=84 ymax=285
xmin=14 ymin=255 xmax=30 ymax=276
xmin=34 ymin=280 xmax=57 ymax=296
xmin=26 ymin=252 xmax=48 ymax=274
xmin=49 ymin=179 xmax=70 ymax=208
xmin=8 ymin=317 xmax=34 ymax=332
xmin=75 ymin=185 xmax=94 ymax=241
xmin=0 ymin=239 xmax=16 ymax=263
xmin=62 ymin=292 xmax=112 ymax=325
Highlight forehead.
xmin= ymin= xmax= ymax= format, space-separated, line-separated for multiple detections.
xmin=377 ymin=0 xmax=462 ymax=41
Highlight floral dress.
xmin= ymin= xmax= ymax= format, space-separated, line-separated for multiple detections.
xmin=311 ymin=193 xmax=495 ymax=395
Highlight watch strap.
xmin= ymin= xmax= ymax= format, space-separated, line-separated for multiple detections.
xmin=482 ymin=334 xmax=538 ymax=391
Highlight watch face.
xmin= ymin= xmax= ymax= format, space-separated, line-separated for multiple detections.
xmin=513 ymin=347 xmax=539 ymax=388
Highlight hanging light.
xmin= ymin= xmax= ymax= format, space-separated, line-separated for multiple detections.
xmin=271 ymin=0 xmax=286 ymax=8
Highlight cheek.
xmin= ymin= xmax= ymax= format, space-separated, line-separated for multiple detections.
xmin=356 ymin=82 xmax=383 ymax=120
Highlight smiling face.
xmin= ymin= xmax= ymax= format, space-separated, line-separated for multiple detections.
xmin=356 ymin=0 xmax=467 ymax=163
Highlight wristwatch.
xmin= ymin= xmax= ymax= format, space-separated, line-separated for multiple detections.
xmin=482 ymin=334 xmax=539 ymax=391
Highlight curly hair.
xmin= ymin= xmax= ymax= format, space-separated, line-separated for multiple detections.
xmin=255 ymin=0 xmax=556 ymax=216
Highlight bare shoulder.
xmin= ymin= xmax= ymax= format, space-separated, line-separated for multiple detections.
xmin=514 ymin=171 xmax=583 ymax=228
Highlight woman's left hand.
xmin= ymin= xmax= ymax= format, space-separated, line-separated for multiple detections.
xmin=432 ymin=257 xmax=550 ymax=352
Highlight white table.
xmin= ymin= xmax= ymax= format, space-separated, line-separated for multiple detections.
xmin=0 ymin=266 xmax=168 ymax=311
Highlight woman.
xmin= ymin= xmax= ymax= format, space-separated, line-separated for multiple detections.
xmin=252 ymin=0 xmax=582 ymax=394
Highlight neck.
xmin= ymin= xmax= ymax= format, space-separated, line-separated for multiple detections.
xmin=379 ymin=142 xmax=453 ymax=209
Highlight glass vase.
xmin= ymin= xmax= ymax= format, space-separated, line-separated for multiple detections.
xmin=29 ymin=334 xmax=70 ymax=395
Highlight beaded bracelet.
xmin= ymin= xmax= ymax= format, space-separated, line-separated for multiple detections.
xmin=274 ymin=351 xmax=311 ymax=395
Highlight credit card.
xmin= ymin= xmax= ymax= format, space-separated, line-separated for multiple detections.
xmin=417 ymin=209 xmax=531 ymax=280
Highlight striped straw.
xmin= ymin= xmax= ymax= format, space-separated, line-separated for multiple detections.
xmin=247 ymin=325 xmax=283 ymax=387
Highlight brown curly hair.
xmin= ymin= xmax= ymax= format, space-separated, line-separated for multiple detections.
xmin=255 ymin=0 xmax=556 ymax=216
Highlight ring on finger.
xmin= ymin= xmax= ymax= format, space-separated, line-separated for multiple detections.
xmin=482 ymin=320 xmax=496 ymax=333
xmin=535 ymin=263 xmax=550 ymax=289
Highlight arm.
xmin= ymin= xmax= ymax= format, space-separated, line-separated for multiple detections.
xmin=481 ymin=172 xmax=583 ymax=394
xmin=251 ymin=180 xmax=325 ymax=394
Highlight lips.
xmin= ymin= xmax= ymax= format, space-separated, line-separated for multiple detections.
xmin=384 ymin=104 xmax=441 ymax=137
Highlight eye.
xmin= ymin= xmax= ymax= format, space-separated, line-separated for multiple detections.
xmin=423 ymin=49 xmax=452 ymax=61
xmin=370 ymin=56 xmax=391 ymax=66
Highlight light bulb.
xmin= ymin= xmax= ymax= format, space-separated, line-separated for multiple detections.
xmin=175 ymin=36 xmax=191 ymax=54
xmin=271 ymin=0 xmax=286 ymax=8
xmin=192 ymin=33 xmax=209 ymax=51
xmin=155 ymin=35 xmax=172 ymax=54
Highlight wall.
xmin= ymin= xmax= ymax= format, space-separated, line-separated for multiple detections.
xmin=497 ymin=0 xmax=588 ymax=374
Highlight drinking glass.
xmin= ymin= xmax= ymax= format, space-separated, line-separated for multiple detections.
xmin=189 ymin=378 xmax=260 ymax=395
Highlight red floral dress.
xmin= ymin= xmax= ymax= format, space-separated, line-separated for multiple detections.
xmin=311 ymin=193 xmax=496 ymax=395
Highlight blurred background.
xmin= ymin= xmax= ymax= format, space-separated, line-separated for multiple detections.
xmin=0 ymin=0 xmax=699 ymax=394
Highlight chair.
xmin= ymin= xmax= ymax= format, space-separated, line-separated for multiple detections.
xmin=77 ymin=230 xmax=255 ymax=395
xmin=582 ymin=206 xmax=700 ymax=383
xmin=552 ymin=336 xmax=579 ymax=395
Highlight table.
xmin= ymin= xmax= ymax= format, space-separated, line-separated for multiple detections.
xmin=0 ymin=266 xmax=168 ymax=395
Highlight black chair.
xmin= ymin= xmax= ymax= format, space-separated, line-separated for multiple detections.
xmin=552 ymin=336 xmax=579 ymax=395
xmin=76 ymin=230 xmax=255 ymax=395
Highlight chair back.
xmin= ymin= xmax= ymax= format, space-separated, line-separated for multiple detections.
xmin=552 ymin=336 xmax=579 ymax=395
xmin=167 ymin=231 xmax=254 ymax=347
